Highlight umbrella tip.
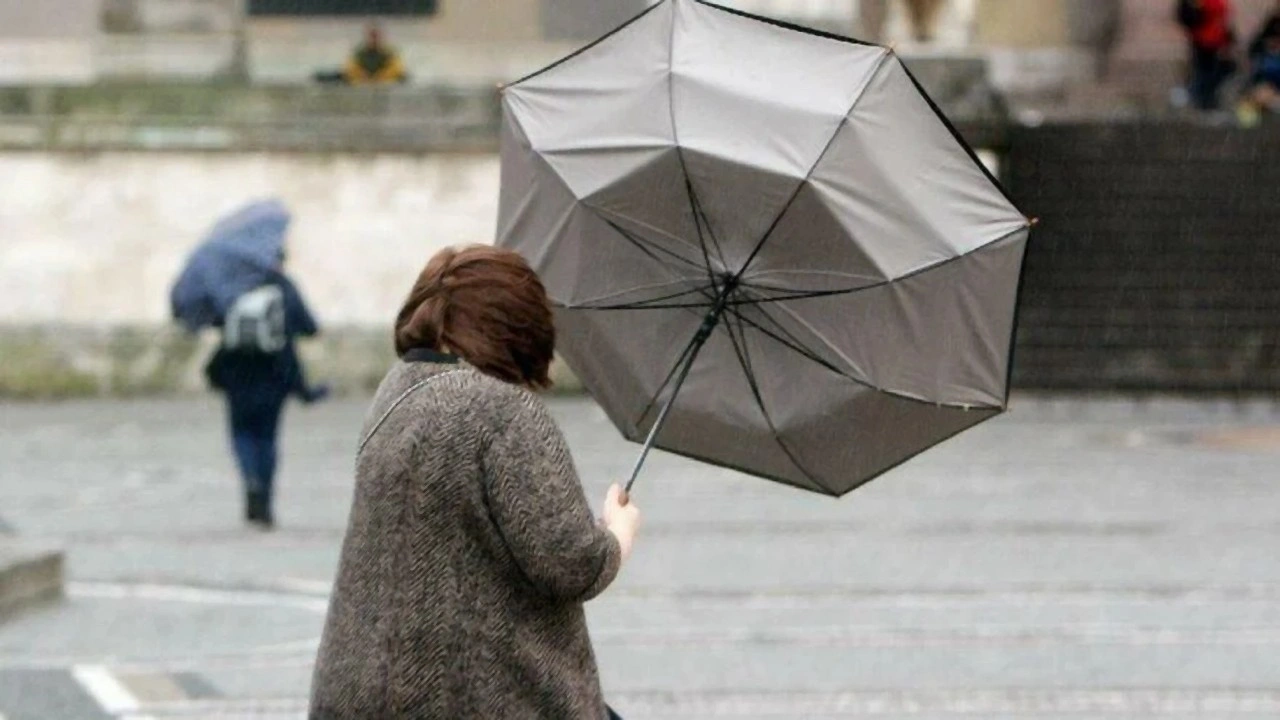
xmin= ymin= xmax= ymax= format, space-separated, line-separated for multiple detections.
xmin=1028 ymin=217 xmax=1040 ymax=227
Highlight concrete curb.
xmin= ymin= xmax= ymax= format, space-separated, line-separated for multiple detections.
xmin=0 ymin=541 xmax=65 ymax=621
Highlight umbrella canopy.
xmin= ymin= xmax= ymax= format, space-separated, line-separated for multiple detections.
xmin=171 ymin=200 xmax=291 ymax=331
xmin=497 ymin=0 xmax=1032 ymax=496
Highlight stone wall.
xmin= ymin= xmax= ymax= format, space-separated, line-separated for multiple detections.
xmin=1007 ymin=122 xmax=1280 ymax=392
xmin=0 ymin=152 xmax=500 ymax=326
xmin=0 ymin=84 xmax=502 ymax=152
xmin=541 ymin=0 xmax=651 ymax=41
xmin=0 ymin=0 xmax=99 ymax=84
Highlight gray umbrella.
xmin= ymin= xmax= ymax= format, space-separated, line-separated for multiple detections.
xmin=497 ymin=0 xmax=1032 ymax=497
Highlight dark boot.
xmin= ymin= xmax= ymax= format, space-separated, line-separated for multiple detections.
xmin=244 ymin=490 xmax=260 ymax=522
xmin=246 ymin=491 xmax=270 ymax=527
xmin=258 ymin=494 xmax=275 ymax=530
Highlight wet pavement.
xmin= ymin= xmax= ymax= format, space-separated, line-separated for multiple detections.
xmin=0 ymin=394 xmax=1278 ymax=719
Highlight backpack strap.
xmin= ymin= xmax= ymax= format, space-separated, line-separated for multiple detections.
xmin=358 ymin=369 xmax=469 ymax=455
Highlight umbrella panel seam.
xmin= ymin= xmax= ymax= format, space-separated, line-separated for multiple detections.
xmin=666 ymin=4 xmax=730 ymax=295
xmin=897 ymin=59 xmax=1018 ymax=208
xmin=729 ymin=48 xmax=896 ymax=283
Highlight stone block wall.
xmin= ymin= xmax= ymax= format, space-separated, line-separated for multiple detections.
xmin=1006 ymin=122 xmax=1280 ymax=392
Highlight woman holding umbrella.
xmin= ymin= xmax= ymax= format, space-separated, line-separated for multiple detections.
xmin=310 ymin=245 xmax=639 ymax=719
xmin=171 ymin=200 xmax=329 ymax=529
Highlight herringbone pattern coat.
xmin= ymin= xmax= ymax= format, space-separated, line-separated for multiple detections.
xmin=310 ymin=357 xmax=621 ymax=718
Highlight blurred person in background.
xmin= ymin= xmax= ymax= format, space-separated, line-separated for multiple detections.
xmin=1247 ymin=0 xmax=1280 ymax=71
xmin=184 ymin=203 xmax=331 ymax=530
xmin=310 ymin=246 xmax=638 ymax=719
xmin=1177 ymin=0 xmax=1238 ymax=110
xmin=173 ymin=201 xmax=330 ymax=530
xmin=1238 ymin=31 xmax=1280 ymax=126
xmin=205 ymin=255 xmax=329 ymax=530
xmin=314 ymin=23 xmax=409 ymax=85
xmin=1248 ymin=0 xmax=1280 ymax=60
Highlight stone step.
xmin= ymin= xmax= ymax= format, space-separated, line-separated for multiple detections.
xmin=0 ymin=541 xmax=65 ymax=620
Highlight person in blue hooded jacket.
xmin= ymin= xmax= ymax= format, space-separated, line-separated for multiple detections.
xmin=173 ymin=200 xmax=330 ymax=529
xmin=205 ymin=262 xmax=329 ymax=529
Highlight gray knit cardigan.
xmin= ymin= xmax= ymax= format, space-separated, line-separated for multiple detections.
xmin=310 ymin=357 xmax=621 ymax=719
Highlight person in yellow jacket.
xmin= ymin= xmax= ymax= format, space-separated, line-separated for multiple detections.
xmin=341 ymin=24 xmax=408 ymax=85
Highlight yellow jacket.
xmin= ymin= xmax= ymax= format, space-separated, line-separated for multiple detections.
xmin=343 ymin=46 xmax=408 ymax=84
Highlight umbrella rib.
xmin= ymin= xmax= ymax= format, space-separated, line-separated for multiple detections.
xmin=601 ymin=217 xmax=1039 ymax=310
xmin=632 ymin=324 xmax=704 ymax=436
xmin=665 ymin=11 xmax=726 ymax=294
xmin=721 ymin=306 xmax=838 ymax=495
xmin=686 ymin=176 xmax=723 ymax=293
xmin=558 ymin=289 xmax=878 ymax=311
xmin=735 ymin=297 xmax=833 ymax=366
xmin=723 ymin=303 xmax=855 ymax=383
xmin=588 ymin=203 xmax=710 ymax=269
xmin=687 ymin=175 xmax=730 ymax=272
xmin=569 ymin=302 xmax=716 ymax=311
xmin=737 ymin=289 xmax=869 ymax=377
xmin=727 ymin=286 xmax=867 ymax=305
xmin=727 ymin=300 xmax=934 ymax=409
xmin=742 ymin=299 xmax=1003 ymax=411
xmin=606 ymin=219 xmax=708 ymax=275
xmin=675 ymin=163 xmax=727 ymax=294
xmin=563 ymin=279 xmax=713 ymax=309
xmin=562 ymin=284 xmax=717 ymax=311
xmin=730 ymin=221 xmax=1034 ymax=307
xmin=729 ymin=49 xmax=895 ymax=283
xmin=628 ymin=283 xmax=721 ymax=429
xmin=743 ymin=269 xmax=884 ymax=284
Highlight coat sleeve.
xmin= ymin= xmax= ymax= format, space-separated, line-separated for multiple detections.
xmin=204 ymin=348 xmax=229 ymax=391
xmin=481 ymin=391 xmax=621 ymax=603
xmin=280 ymin=277 xmax=319 ymax=338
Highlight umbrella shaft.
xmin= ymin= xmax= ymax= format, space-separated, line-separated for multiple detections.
xmin=624 ymin=282 xmax=735 ymax=493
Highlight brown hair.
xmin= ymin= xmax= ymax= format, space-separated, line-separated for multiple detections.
xmin=395 ymin=245 xmax=555 ymax=389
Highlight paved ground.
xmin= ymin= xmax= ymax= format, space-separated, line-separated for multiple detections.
xmin=0 ymin=394 xmax=1279 ymax=719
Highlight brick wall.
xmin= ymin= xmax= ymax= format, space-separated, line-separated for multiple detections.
xmin=1006 ymin=122 xmax=1280 ymax=392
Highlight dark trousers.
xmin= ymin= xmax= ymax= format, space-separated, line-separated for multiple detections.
xmin=228 ymin=394 xmax=286 ymax=499
xmin=1190 ymin=44 xmax=1235 ymax=110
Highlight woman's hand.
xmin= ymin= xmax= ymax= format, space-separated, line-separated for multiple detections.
xmin=603 ymin=484 xmax=641 ymax=563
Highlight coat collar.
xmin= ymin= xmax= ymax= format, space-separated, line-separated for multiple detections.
xmin=403 ymin=348 xmax=460 ymax=365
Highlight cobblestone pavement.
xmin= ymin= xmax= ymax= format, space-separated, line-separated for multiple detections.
xmin=1 ymin=395 xmax=1279 ymax=719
